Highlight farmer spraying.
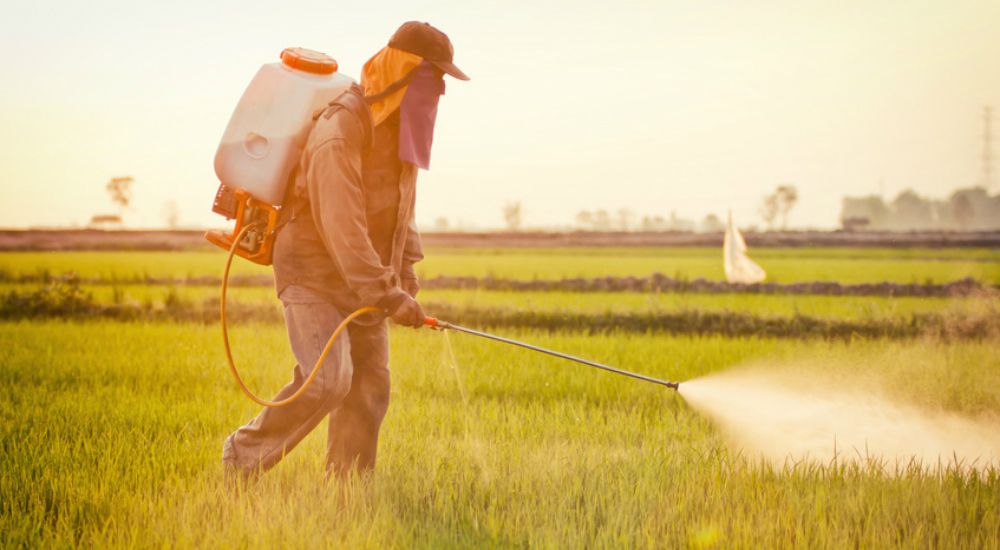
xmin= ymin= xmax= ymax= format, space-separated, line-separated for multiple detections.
xmin=212 ymin=22 xmax=678 ymax=482
xmin=220 ymin=22 xmax=470 ymax=479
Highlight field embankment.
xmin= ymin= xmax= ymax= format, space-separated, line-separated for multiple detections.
xmin=2 ymin=228 xmax=1000 ymax=251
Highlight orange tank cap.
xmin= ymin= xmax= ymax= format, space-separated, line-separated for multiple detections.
xmin=280 ymin=47 xmax=338 ymax=75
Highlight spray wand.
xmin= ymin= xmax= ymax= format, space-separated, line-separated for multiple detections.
xmin=423 ymin=316 xmax=680 ymax=390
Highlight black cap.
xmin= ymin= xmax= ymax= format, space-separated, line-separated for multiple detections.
xmin=388 ymin=21 xmax=470 ymax=81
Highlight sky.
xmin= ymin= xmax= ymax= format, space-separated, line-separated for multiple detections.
xmin=0 ymin=0 xmax=998 ymax=230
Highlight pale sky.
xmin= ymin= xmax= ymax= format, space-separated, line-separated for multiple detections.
xmin=1 ymin=0 xmax=998 ymax=230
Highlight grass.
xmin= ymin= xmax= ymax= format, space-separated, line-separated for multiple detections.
xmin=2 ymin=246 xmax=998 ymax=547
xmin=2 ymin=322 xmax=999 ymax=548
xmin=2 ymin=247 xmax=998 ymax=283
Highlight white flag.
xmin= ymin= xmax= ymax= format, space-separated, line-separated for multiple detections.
xmin=724 ymin=211 xmax=766 ymax=284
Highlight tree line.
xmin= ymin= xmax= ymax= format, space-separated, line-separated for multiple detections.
xmin=841 ymin=187 xmax=1000 ymax=231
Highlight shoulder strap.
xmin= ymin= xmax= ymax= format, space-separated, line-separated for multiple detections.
xmin=275 ymin=85 xmax=372 ymax=234
xmin=312 ymin=84 xmax=373 ymax=150
xmin=273 ymin=167 xmax=302 ymax=234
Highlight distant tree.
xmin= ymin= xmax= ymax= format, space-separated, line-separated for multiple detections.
xmin=840 ymin=195 xmax=890 ymax=230
xmin=616 ymin=208 xmax=635 ymax=231
xmin=759 ymin=184 xmax=798 ymax=230
xmin=106 ymin=176 xmax=135 ymax=217
xmin=640 ymin=215 xmax=667 ymax=231
xmin=433 ymin=217 xmax=450 ymax=232
xmin=758 ymin=193 xmax=780 ymax=230
xmin=502 ymin=201 xmax=523 ymax=231
xmin=844 ymin=187 xmax=1000 ymax=231
xmin=575 ymin=210 xmax=593 ymax=229
xmin=945 ymin=188 xmax=996 ymax=230
xmin=667 ymin=211 xmax=695 ymax=231
xmin=952 ymin=193 xmax=974 ymax=230
xmin=776 ymin=185 xmax=798 ymax=228
xmin=161 ymin=201 xmax=180 ymax=229
xmin=701 ymin=213 xmax=724 ymax=233
xmin=891 ymin=189 xmax=933 ymax=230
xmin=592 ymin=209 xmax=611 ymax=231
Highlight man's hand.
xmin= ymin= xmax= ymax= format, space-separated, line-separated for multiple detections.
xmin=390 ymin=294 xmax=425 ymax=328
xmin=401 ymin=277 xmax=420 ymax=298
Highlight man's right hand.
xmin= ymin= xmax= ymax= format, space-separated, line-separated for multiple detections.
xmin=389 ymin=295 xmax=425 ymax=328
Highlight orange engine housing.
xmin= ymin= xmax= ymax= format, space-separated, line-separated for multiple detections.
xmin=205 ymin=186 xmax=280 ymax=266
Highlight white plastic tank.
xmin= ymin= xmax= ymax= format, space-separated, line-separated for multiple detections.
xmin=214 ymin=48 xmax=355 ymax=205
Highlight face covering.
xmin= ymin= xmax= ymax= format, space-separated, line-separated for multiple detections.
xmin=398 ymin=61 xmax=445 ymax=170
xmin=361 ymin=46 xmax=423 ymax=127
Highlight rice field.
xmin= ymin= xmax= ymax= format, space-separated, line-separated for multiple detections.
xmin=1 ymin=245 xmax=998 ymax=548
xmin=1 ymin=246 xmax=998 ymax=283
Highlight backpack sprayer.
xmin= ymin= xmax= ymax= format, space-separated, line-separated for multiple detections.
xmin=211 ymin=48 xmax=679 ymax=408
xmin=205 ymin=47 xmax=354 ymax=265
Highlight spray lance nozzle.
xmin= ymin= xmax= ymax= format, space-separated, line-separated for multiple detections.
xmin=422 ymin=316 xmax=679 ymax=390
xmin=423 ymin=316 xmax=450 ymax=330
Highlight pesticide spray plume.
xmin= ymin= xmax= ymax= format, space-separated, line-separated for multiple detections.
xmin=427 ymin=313 xmax=997 ymax=473
xmin=680 ymin=367 xmax=1000 ymax=473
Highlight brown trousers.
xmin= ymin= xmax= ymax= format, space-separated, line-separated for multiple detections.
xmin=222 ymin=285 xmax=390 ymax=477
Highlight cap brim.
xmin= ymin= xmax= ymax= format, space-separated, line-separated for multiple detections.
xmin=429 ymin=60 xmax=470 ymax=81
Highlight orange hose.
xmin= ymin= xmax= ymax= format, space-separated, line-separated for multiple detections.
xmin=221 ymin=224 xmax=379 ymax=407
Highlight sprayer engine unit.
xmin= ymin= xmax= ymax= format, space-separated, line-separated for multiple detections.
xmin=205 ymin=184 xmax=280 ymax=265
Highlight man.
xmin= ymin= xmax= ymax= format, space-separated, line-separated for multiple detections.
xmin=222 ymin=21 xmax=469 ymax=479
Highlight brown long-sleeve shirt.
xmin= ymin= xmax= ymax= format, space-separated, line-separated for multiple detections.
xmin=273 ymin=86 xmax=422 ymax=313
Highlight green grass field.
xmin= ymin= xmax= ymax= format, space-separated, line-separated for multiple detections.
xmin=2 ymin=247 xmax=998 ymax=283
xmin=2 ymin=247 xmax=998 ymax=548
xmin=2 ymin=322 xmax=999 ymax=548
